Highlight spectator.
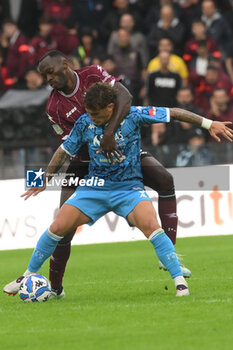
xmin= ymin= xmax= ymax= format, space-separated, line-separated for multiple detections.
xmin=201 ymin=0 xmax=232 ymax=56
xmin=0 ymin=20 xmax=31 ymax=87
xmin=107 ymin=13 xmax=149 ymax=68
xmin=146 ymin=50 xmax=182 ymax=107
xmin=176 ymin=128 xmax=217 ymax=166
xmin=207 ymin=88 xmax=233 ymax=129
xmin=144 ymin=0 xmax=186 ymax=34
xmin=29 ymin=17 xmax=58 ymax=66
xmin=193 ymin=65 xmax=233 ymax=114
xmin=102 ymin=55 xmax=117 ymax=76
xmin=57 ymin=18 xmax=79 ymax=55
xmin=147 ymin=4 xmax=186 ymax=57
xmin=147 ymin=37 xmax=188 ymax=86
xmin=188 ymin=40 xmax=209 ymax=83
xmin=100 ymin=0 xmax=142 ymax=43
xmin=184 ymin=19 xmax=219 ymax=63
xmin=24 ymin=66 xmax=45 ymax=90
xmin=111 ymin=28 xmax=145 ymax=104
xmin=0 ymin=0 xmax=41 ymax=38
xmin=72 ymin=0 xmax=110 ymax=33
xmin=72 ymin=27 xmax=103 ymax=67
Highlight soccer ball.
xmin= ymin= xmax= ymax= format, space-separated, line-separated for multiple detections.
xmin=18 ymin=274 xmax=51 ymax=302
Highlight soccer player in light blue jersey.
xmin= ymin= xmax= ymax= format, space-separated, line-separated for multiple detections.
xmin=4 ymin=83 xmax=233 ymax=298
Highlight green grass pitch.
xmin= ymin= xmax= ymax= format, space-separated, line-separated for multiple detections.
xmin=1 ymin=235 xmax=233 ymax=350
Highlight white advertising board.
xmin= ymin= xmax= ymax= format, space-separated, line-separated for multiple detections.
xmin=1 ymin=165 xmax=232 ymax=250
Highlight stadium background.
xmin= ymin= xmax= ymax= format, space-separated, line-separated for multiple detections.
xmin=1 ymin=0 xmax=233 ymax=244
xmin=1 ymin=1 xmax=233 ymax=350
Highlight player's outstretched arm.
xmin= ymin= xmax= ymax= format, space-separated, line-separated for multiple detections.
xmin=98 ymin=82 xmax=132 ymax=162
xmin=170 ymin=108 xmax=233 ymax=142
xmin=21 ymin=146 xmax=69 ymax=200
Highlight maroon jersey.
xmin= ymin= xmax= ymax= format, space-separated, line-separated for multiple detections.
xmin=46 ymin=65 xmax=118 ymax=160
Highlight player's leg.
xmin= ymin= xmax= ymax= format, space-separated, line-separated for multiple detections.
xmin=3 ymin=204 xmax=90 ymax=295
xmin=127 ymin=201 xmax=189 ymax=296
xmin=141 ymin=153 xmax=191 ymax=277
xmin=49 ymin=161 xmax=89 ymax=295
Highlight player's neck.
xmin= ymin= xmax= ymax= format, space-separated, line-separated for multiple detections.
xmin=62 ymin=70 xmax=77 ymax=95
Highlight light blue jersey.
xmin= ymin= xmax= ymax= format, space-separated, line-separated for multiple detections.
xmin=62 ymin=106 xmax=170 ymax=182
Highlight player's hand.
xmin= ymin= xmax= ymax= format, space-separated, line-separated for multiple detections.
xmin=97 ymin=133 xmax=124 ymax=164
xmin=21 ymin=186 xmax=45 ymax=200
xmin=209 ymin=121 xmax=233 ymax=142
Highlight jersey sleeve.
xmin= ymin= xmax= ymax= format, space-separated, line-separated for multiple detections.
xmin=131 ymin=106 xmax=170 ymax=126
xmin=61 ymin=118 xmax=86 ymax=157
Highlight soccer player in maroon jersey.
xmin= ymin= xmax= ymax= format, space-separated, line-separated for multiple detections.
xmin=32 ymin=50 xmax=191 ymax=298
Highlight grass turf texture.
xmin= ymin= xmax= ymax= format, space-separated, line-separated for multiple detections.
xmin=1 ymin=236 xmax=233 ymax=350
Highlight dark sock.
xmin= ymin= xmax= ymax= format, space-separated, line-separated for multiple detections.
xmin=49 ymin=243 xmax=71 ymax=290
xmin=158 ymin=187 xmax=178 ymax=245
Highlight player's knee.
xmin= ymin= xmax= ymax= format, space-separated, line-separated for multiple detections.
xmin=157 ymin=169 xmax=174 ymax=191
xmin=49 ymin=220 xmax=67 ymax=237
xmin=140 ymin=219 xmax=159 ymax=236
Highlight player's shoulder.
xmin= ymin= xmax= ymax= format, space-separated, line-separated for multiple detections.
xmin=76 ymin=65 xmax=104 ymax=77
xmin=74 ymin=112 xmax=90 ymax=127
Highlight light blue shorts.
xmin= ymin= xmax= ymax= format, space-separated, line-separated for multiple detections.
xmin=65 ymin=180 xmax=151 ymax=226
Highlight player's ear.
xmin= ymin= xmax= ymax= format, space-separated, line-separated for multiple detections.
xmin=62 ymin=59 xmax=69 ymax=70
xmin=107 ymin=103 xmax=114 ymax=113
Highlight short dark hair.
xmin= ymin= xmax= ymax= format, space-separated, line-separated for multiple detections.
xmin=38 ymin=50 xmax=67 ymax=65
xmin=84 ymin=82 xmax=117 ymax=110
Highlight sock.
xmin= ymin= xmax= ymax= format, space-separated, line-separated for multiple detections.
xmin=27 ymin=229 xmax=63 ymax=272
xmin=149 ymin=228 xmax=182 ymax=278
xmin=49 ymin=243 xmax=71 ymax=290
xmin=158 ymin=187 xmax=178 ymax=245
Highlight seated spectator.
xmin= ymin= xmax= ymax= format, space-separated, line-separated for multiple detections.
xmin=193 ymin=65 xmax=233 ymax=114
xmin=24 ymin=67 xmax=45 ymax=90
xmin=184 ymin=19 xmax=219 ymax=63
xmin=102 ymin=55 xmax=117 ymax=77
xmin=57 ymin=18 xmax=79 ymax=55
xmin=0 ymin=0 xmax=41 ymax=38
xmin=107 ymin=13 xmax=149 ymax=68
xmin=72 ymin=0 xmax=110 ymax=33
xmin=146 ymin=50 xmax=182 ymax=107
xmin=207 ymin=88 xmax=233 ymax=129
xmin=147 ymin=37 xmax=188 ymax=86
xmin=0 ymin=20 xmax=31 ymax=88
xmin=147 ymin=4 xmax=186 ymax=57
xmin=176 ymin=128 xmax=217 ymax=166
xmin=188 ymin=40 xmax=209 ymax=81
xmin=72 ymin=27 xmax=103 ymax=67
xmin=201 ymin=0 xmax=232 ymax=56
xmin=110 ymin=28 xmax=145 ymax=104
xmin=144 ymin=0 xmax=186 ymax=34
xmin=29 ymin=17 xmax=58 ymax=66
xmin=100 ymin=0 xmax=142 ymax=43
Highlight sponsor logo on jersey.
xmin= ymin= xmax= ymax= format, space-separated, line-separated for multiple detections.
xmin=52 ymin=124 xmax=64 ymax=135
xmin=149 ymin=107 xmax=156 ymax=117
xmin=66 ymin=107 xmax=77 ymax=118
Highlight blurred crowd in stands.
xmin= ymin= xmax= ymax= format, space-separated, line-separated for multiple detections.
xmin=0 ymin=0 xmax=233 ymax=170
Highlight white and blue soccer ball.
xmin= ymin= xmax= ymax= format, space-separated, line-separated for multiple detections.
xmin=18 ymin=274 xmax=51 ymax=302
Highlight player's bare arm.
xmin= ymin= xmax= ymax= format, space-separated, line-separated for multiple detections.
xmin=170 ymin=108 xmax=233 ymax=142
xmin=98 ymin=82 xmax=132 ymax=162
xmin=21 ymin=146 xmax=69 ymax=200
